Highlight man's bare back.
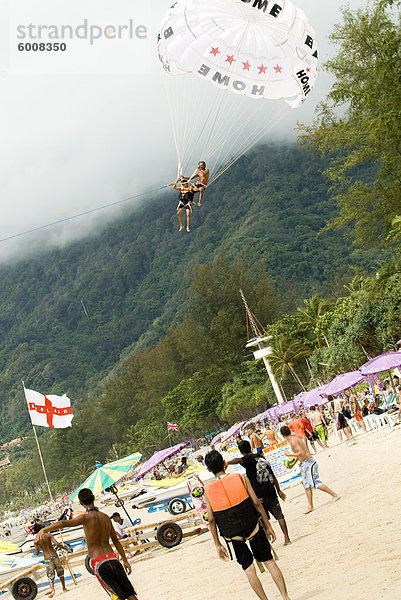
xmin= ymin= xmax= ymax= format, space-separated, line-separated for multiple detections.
xmin=309 ymin=411 xmax=323 ymax=428
xmin=34 ymin=532 xmax=59 ymax=558
xmin=264 ymin=427 xmax=279 ymax=444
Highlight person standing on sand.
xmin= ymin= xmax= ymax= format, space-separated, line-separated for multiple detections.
xmin=226 ymin=440 xmax=291 ymax=546
xmin=280 ymin=426 xmax=340 ymax=515
xmin=309 ymin=406 xmax=329 ymax=448
xmin=33 ymin=523 xmax=72 ymax=598
xmin=262 ymin=423 xmax=280 ymax=445
xmin=36 ymin=488 xmax=138 ymax=600
xmin=247 ymin=424 xmax=264 ymax=454
xmin=204 ymin=450 xmax=291 ymax=600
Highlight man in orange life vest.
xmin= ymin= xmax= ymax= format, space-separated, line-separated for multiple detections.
xmin=204 ymin=450 xmax=291 ymax=600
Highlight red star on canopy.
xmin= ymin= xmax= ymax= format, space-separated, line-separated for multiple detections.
xmin=242 ymin=60 xmax=251 ymax=71
xmin=210 ymin=47 xmax=220 ymax=57
xmin=225 ymin=55 xmax=235 ymax=65
xmin=258 ymin=64 xmax=267 ymax=74
xmin=274 ymin=64 xmax=282 ymax=74
xmin=307 ymin=67 xmax=311 ymax=72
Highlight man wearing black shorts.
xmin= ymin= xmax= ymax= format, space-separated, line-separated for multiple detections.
xmin=204 ymin=450 xmax=291 ymax=600
xmin=226 ymin=440 xmax=291 ymax=545
xmin=36 ymin=488 xmax=137 ymax=600
xmin=173 ymin=178 xmax=195 ymax=232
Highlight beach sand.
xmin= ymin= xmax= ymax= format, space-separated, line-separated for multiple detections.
xmin=55 ymin=426 xmax=401 ymax=600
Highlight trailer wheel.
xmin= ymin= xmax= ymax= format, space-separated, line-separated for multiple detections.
xmin=156 ymin=521 xmax=183 ymax=548
xmin=85 ymin=554 xmax=95 ymax=576
xmin=11 ymin=577 xmax=38 ymax=600
xmin=168 ymin=498 xmax=186 ymax=515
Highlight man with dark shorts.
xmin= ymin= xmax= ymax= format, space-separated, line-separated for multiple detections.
xmin=204 ymin=450 xmax=291 ymax=600
xmin=173 ymin=178 xmax=196 ymax=232
xmin=36 ymin=488 xmax=137 ymax=600
xmin=226 ymin=440 xmax=291 ymax=545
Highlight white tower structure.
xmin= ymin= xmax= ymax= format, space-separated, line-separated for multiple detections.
xmin=240 ymin=290 xmax=285 ymax=405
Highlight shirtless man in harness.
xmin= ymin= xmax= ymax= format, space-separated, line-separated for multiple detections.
xmin=192 ymin=161 xmax=209 ymax=206
xmin=204 ymin=450 xmax=291 ymax=600
xmin=36 ymin=488 xmax=138 ymax=600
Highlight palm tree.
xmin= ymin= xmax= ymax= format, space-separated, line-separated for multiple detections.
xmin=74 ymin=462 xmax=92 ymax=482
xmin=268 ymin=337 xmax=310 ymax=391
xmin=297 ymin=295 xmax=332 ymax=348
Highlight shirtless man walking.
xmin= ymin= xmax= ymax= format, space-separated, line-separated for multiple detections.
xmin=34 ymin=524 xmax=72 ymax=597
xmin=280 ymin=426 xmax=340 ymax=514
xmin=36 ymin=488 xmax=138 ymax=600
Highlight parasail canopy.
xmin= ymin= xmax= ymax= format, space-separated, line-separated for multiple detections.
xmin=158 ymin=0 xmax=318 ymax=181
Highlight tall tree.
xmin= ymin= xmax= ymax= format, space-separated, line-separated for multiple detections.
xmin=299 ymin=2 xmax=401 ymax=245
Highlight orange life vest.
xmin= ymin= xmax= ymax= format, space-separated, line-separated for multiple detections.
xmin=206 ymin=473 xmax=259 ymax=539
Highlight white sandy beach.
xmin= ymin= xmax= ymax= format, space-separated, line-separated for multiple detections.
xmin=50 ymin=426 xmax=401 ymax=600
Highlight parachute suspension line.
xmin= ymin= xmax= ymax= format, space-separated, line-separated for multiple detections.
xmin=197 ymin=22 xmax=251 ymax=164
xmin=209 ymin=106 xmax=291 ymax=185
xmin=164 ymin=75 xmax=184 ymax=176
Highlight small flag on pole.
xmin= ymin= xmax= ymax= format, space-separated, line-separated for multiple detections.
xmin=167 ymin=422 xmax=178 ymax=431
xmin=24 ymin=388 xmax=73 ymax=429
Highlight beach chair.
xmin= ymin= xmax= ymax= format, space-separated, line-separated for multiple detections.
xmin=371 ymin=413 xmax=387 ymax=429
xmin=363 ymin=415 xmax=376 ymax=431
xmin=348 ymin=418 xmax=360 ymax=435
xmin=385 ymin=412 xmax=399 ymax=428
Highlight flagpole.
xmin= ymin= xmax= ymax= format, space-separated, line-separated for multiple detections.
xmin=22 ymin=382 xmax=55 ymax=506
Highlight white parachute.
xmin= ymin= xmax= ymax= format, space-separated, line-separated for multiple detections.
xmin=158 ymin=0 xmax=318 ymax=184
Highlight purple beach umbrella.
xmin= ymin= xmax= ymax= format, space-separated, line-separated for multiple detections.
xmin=360 ymin=351 xmax=401 ymax=375
xmin=135 ymin=442 xmax=189 ymax=481
xmin=221 ymin=422 xmax=245 ymax=443
xmin=322 ymin=371 xmax=366 ymax=397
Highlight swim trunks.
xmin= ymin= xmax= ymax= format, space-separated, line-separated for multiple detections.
xmin=315 ymin=424 xmax=327 ymax=441
xmin=91 ymin=553 xmax=136 ymax=599
xmin=300 ymin=458 xmax=323 ymax=489
xmin=177 ymin=201 xmax=192 ymax=212
xmin=230 ymin=526 xmax=273 ymax=570
xmin=194 ymin=182 xmax=207 ymax=189
xmin=261 ymin=495 xmax=284 ymax=521
xmin=45 ymin=555 xmax=64 ymax=580
xmin=255 ymin=447 xmax=263 ymax=455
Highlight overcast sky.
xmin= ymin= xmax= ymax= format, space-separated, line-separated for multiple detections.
xmin=0 ymin=0 xmax=367 ymax=262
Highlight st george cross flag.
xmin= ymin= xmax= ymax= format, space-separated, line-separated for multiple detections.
xmin=167 ymin=422 xmax=178 ymax=431
xmin=24 ymin=388 xmax=74 ymax=429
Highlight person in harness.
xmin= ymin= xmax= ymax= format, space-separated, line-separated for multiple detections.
xmin=225 ymin=440 xmax=291 ymax=546
xmin=172 ymin=178 xmax=197 ymax=232
xmin=204 ymin=450 xmax=291 ymax=600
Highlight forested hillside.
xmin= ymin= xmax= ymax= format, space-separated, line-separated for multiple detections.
xmin=0 ymin=143 xmax=385 ymax=509
xmin=0 ymin=144 xmax=376 ymax=442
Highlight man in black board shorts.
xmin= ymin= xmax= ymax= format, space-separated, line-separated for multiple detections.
xmin=36 ymin=488 xmax=138 ymax=600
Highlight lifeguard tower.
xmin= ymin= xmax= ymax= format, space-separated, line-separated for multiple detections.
xmin=240 ymin=289 xmax=285 ymax=405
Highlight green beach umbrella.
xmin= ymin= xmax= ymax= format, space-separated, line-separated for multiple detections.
xmin=69 ymin=452 xmax=142 ymax=502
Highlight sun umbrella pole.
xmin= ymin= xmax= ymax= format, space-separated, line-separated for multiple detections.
xmin=113 ymin=489 xmax=135 ymax=526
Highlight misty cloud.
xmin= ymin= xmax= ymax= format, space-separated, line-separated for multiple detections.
xmin=0 ymin=0 xmax=367 ymax=262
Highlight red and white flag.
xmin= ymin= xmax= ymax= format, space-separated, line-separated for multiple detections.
xmin=24 ymin=388 xmax=74 ymax=429
xmin=167 ymin=422 xmax=178 ymax=431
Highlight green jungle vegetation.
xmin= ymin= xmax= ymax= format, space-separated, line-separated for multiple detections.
xmin=0 ymin=0 xmax=400 ymax=512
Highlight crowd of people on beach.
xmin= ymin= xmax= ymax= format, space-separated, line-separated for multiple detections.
xmin=24 ymin=377 xmax=401 ymax=599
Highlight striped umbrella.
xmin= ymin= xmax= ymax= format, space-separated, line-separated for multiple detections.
xmin=70 ymin=452 xmax=142 ymax=502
